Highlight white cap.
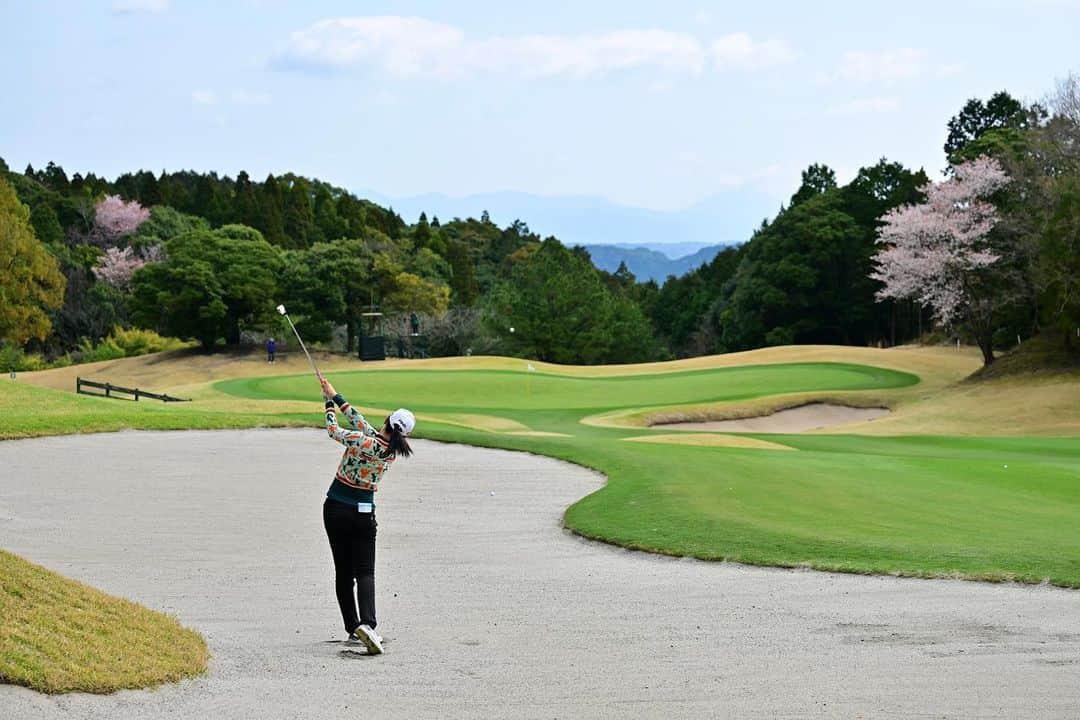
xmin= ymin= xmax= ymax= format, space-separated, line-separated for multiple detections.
xmin=389 ymin=408 xmax=415 ymax=436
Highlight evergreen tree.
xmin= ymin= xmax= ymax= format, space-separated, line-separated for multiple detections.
xmin=283 ymin=177 xmax=316 ymax=248
xmin=257 ymin=174 xmax=287 ymax=246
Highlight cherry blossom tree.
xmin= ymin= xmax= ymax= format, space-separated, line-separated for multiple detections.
xmin=871 ymin=156 xmax=1011 ymax=364
xmin=93 ymin=247 xmax=147 ymax=291
xmin=93 ymin=194 xmax=150 ymax=244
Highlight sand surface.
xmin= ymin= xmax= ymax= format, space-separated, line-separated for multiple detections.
xmin=2 ymin=429 xmax=1078 ymax=718
xmin=657 ymin=402 xmax=890 ymax=433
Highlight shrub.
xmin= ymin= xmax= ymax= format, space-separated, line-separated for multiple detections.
xmin=0 ymin=343 xmax=48 ymax=372
xmin=108 ymin=326 xmax=190 ymax=356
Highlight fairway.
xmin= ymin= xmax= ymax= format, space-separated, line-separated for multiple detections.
xmin=213 ymin=359 xmax=1080 ymax=587
xmin=217 ymin=362 xmax=918 ymax=411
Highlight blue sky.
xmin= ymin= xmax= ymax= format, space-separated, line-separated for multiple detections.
xmin=3 ymin=0 xmax=1078 ymax=214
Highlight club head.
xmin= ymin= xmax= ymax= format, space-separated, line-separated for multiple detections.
xmin=276 ymin=304 xmax=287 ymax=315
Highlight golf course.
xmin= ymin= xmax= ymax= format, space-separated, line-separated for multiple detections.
xmin=3 ymin=343 xmax=1080 ymax=716
xmin=7 ymin=343 xmax=1080 ymax=587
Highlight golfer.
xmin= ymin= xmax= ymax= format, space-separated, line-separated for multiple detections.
xmin=319 ymin=374 xmax=414 ymax=655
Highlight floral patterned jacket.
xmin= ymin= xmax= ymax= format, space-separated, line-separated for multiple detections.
xmin=325 ymin=395 xmax=395 ymax=493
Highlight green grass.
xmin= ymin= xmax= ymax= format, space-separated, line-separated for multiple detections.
xmin=0 ymin=550 xmax=208 ymax=693
xmin=4 ymin=359 xmax=1080 ymax=589
xmin=218 ymin=362 xmax=917 ymax=412
xmin=0 ymin=379 xmax=312 ymax=438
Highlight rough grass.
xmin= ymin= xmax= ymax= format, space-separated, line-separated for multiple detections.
xmin=969 ymin=333 xmax=1080 ymax=382
xmin=0 ymin=550 xmax=208 ymax=694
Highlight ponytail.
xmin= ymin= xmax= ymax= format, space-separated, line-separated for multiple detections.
xmin=384 ymin=418 xmax=413 ymax=458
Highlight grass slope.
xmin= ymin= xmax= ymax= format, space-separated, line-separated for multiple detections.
xmin=0 ymin=550 xmax=208 ymax=693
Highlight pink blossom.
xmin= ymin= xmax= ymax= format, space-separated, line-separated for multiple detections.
xmin=93 ymin=246 xmax=146 ymax=291
xmin=871 ymin=156 xmax=1009 ymax=325
xmin=94 ymin=195 xmax=150 ymax=241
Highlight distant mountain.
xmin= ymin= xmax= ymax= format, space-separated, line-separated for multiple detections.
xmin=580 ymin=243 xmax=727 ymax=282
xmin=361 ymin=189 xmax=778 ymax=251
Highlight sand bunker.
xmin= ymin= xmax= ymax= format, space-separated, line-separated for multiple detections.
xmin=657 ymin=402 xmax=889 ymax=433
xmin=3 ymin=430 xmax=1079 ymax=718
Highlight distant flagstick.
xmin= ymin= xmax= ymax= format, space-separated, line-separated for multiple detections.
xmin=276 ymin=304 xmax=321 ymax=379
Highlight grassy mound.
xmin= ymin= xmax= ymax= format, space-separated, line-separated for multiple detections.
xmin=970 ymin=333 xmax=1080 ymax=382
xmin=0 ymin=550 xmax=208 ymax=694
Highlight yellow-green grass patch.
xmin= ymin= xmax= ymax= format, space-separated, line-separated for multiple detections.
xmin=624 ymin=433 xmax=795 ymax=451
xmin=0 ymin=550 xmax=208 ymax=694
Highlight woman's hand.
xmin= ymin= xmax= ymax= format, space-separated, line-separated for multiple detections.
xmin=319 ymin=375 xmax=337 ymax=401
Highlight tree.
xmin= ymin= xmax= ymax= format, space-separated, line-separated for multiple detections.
xmin=487 ymin=239 xmax=619 ymax=364
xmin=719 ymin=192 xmax=864 ymax=350
xmin=871 ymin=157 xmax=1012 ymax=364
xmin=278 ymin=239 xmax=372 ymax=351
xmin=93 ymin=247 xmax=146 ymax=291
xmin=283 ymin=177 xmax=316 ymax=248
xmin=42 ymin=161 xmax=70 ymax=194
xmin=130 ymin=225 xmax=281 ymax=349
xmin=446 ymin=239 xmax=480 ymax=307
xmin=258 ymin=174 xmax=288 ymax=246
xmin=384 ymin=271 xmax=451 ymax=316
xmin=790 ymin=163 xmax=837 ymax=205
xmin=129 ymin=205 xmax=209 ymax=251
xmin=94 ymin=194 xmax=150 ymax=245
xmin=945 ymin=91 xmax=1041 ymax=163
xmin=0 ymin=179 xmax=66 ymax=345
xmin=1039 ymin=177 xmax=1080 ymax=345
xmin=29 ymin=203 xmax=64 ymax=247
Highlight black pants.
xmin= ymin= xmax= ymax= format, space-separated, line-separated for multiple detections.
xmin=323 ymin=498 xmax=377 ymax=633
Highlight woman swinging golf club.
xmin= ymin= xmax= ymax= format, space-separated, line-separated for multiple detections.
xmin=318 ymin=373 xmax=414 ymax=655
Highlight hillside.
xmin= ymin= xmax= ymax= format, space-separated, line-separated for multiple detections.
xmin=580 ymin=243 xmax=726 ymax=281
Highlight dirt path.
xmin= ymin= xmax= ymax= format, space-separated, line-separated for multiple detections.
xmin=2 ymin=430 xmax=1078 ymax=718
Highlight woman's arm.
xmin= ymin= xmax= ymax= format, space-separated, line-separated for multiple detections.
xmin=320 ymin=375 xmax=377 ymax=434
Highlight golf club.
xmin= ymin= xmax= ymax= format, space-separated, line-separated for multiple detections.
xmin=276 ymin=304 xmax=321 ymax=379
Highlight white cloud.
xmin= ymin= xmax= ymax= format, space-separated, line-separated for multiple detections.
xmin=711 ymin=33 xmax=794 ymax=70
xmin=275 ymin=16 xmax=793 ymax=78
xmin=476 ymin=29 xmax=705 ymax=77
xmin=191 ymin=90 xmax=217 ymax=105
xmin=832 ymin=48 xmax=929 ymax=84
xmin=829 ymin=96 xmax=901 ymax=115
xmin=282 ymin=17 xmax=464 ymax=76
xmin=113 ymin=0 xmax=169 ymax=13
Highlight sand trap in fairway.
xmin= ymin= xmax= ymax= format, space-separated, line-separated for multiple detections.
xmin=2 ymin=429 xmax=1078 ymax=719
xmin=657 ymin=402 xmax=889 ymax=433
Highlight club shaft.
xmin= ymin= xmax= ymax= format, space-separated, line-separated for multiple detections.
xmin=283 ymin=313 xmax=320 ymax=377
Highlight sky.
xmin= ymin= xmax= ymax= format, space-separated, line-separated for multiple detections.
xmin=2 ymin=0 xmax=1079 ymax=216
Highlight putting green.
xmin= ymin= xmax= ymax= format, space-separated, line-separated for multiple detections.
xmin=215 ymin=361 xmax=1080 ymax=587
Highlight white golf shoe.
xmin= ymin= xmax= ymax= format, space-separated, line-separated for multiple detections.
xmin=343 ymin=625 xmax=383 ymax=655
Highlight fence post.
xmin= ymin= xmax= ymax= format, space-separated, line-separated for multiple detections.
xmin=134 ymin=388 xmax=140 ymax=401
xmin=77 ymin=377 xmax=81 ymax=395
xmin=105 ymin=383 xmax=111 ymax=398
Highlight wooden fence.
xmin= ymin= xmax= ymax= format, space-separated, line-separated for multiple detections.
xmin=76 ymin=377 xmax=190 ymax=403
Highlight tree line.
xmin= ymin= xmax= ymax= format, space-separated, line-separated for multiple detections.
xmin=1 ymin=75 xmax=1077 ymax=368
